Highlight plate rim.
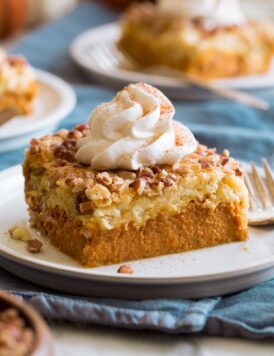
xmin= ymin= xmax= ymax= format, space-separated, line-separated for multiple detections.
xmin=0 ymin=69 xmax=76 ymax=140
xmin=70 ymin=22 xmax=274 ymax=91
xmin=0 ymin=164 xmax=274 ymax=286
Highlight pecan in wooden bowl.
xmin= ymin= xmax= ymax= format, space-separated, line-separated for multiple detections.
xmin=0 ymin=291 xmax=52 ymax=356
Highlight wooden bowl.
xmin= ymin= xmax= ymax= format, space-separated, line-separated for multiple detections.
xmin=0 ymin=291 xmax=53 ymax=355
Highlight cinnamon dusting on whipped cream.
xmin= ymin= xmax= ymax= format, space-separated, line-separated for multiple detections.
xmin=76 ymin=83 xmax=197 ymax=171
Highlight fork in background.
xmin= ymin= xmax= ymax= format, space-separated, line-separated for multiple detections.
xmin=245 ymin=159 xmax=274 ymax=225
xmin=0 ymin=108 xmax=18 ymax=126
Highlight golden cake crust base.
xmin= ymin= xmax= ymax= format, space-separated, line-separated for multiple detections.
xmin=0 ymin=82 xmax=38 ymax=115
xmin=29 ymin=201 xmax=247 ymax=267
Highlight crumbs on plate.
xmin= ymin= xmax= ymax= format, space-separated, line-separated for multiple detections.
xmin=8 ymin=225 xmax=43 ymax=253
xmin=117 ymin=264 xmax=134 ymax=274
xmin=8 ymin=226 xmax=32 ymax=241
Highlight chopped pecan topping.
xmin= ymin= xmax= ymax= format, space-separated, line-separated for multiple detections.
xmin=65 ymin=175 xmax=84 ymax=187
xmin=221 ymin=157 xmax=229 ymax=165
xmin=118 ymin=171 xmax=136 ymax=180
xmin=235 ymin=168 xmax=243 ymax=176
xmin=64 ymin=176 xmax=75 ymax=185
xmin=54 ymin=146 xmax=70 ymax=160
xmin=151 ymin=165 xmax=161 ymax=174
xmin=110 ymin=176 xmax=125 ymax=192
xmin=95 ymin=172 xmax=112 ymax=186
xmin=200 ymin=160 xmax=211 ymax=169
xmin=160 ymin=176 xmax=174 ymax=187
xmin=26 ymin=239 xmax=42 ymax=253
xmin=54 ymin=139 xmax=76 ymax=161
xmin=56 ymin=129 xmax=68 ymax=140
xmin=137 ymin=167 xmax=154 ymax=180
xmin=63 ymin=139 xmax=77 ymax=149
xmin=75 ymin=193 xmax=87 ymax=212
xmin=85 ymin=184 xmax=112 ymax=207
xmin=79 ymin=201 xmax=94 ymax=214
xmin=82 ymin=170 xmax=95 ymax=180
xmin=133 ymin=178 xmax=146 ymax=195
xmin=67 ymin=129 xmax=83 ymax=139
xmin=176 ymin=165 xmax=191 ymax=175
xmin=75 ymin=123 xmax=89 ymax=133
xmin=7 ymin=56 xmax=27 ymax=66
xmin=168 ymin=173 xmax=177 ymax=181
xmin=51 ymin=159 xmax=67 ymax=167
xmin=112 ymin=193 xmax=121 ymax=203
xmin=117 ymin=264 xmax=134 ymax=274
xmin=158 ymin=169 xmax=168 ymax=178
xmin=150 ymin=181 xmax=164 ymax=194
xmin=30 ymin=138 xmax=39 ymax=146
xmin=29 ymin=138 xmax=41 ymax=153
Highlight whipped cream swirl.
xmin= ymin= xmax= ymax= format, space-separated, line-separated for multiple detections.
xmin=158 ymin=0 xmax=245 ymax=29
xmin=76 ymin=83 xmax=197 ymax=171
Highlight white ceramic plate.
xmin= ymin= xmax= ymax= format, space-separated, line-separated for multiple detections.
xmin=0 ymin=165 xmax=274 ymax=299
xmin=0 ymin=70 xmax=76 ymax=152
xmin=70 ymin=23 xmax=274 ymax=99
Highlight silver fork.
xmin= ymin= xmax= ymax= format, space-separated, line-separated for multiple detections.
xmin=0 ymin=108 xmax=18 ymax=126
xmin=244 ymin=159 xmax=274 ymax=225
xmin=89 ymin=40 xmax=270 ymax=111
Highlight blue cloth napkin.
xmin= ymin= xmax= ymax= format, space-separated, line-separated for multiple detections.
xmin=0 ymin=3 xmax=274 ymax=339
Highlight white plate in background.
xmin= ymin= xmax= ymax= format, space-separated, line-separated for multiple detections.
xmin=70 ymin=23 xmax=274 ymax=99
xmin=0 ymin=165 xmax=273 ymax=299
xmin=0 ymin=69 xmax=76 ymax=152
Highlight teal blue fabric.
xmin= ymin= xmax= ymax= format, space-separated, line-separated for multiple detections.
xmin=0 ymin=4 xmax=274 ymax=339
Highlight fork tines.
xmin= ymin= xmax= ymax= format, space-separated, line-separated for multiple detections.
xmin=244 ymin=159 xmax=274 ymax=211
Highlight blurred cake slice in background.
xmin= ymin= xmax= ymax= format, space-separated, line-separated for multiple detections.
xmin=0 ymin=49 xmax=38 ymax=117
xmin=118 ymin=0 xmax=274 ymax=79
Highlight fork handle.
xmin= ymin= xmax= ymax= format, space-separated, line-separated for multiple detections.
xmin=0 ymin=108 xmax=18 ymax=125
xmin=187 ymin=77 xmax=270 ymax=111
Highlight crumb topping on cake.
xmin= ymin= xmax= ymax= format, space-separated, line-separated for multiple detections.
xmin=24 ymin=124 xmax=248 ymax=230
